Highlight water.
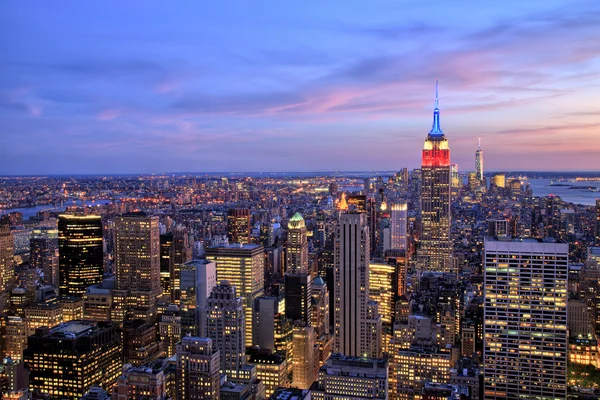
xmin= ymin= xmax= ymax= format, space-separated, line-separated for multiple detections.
xmin=2 ymin=199 xmax=112 ymax=220
xmin=527 ymin=179 xmax=598 ymax=206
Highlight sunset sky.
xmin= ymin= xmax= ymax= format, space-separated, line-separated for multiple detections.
xmin=1 ymin=1 xmax=599 ymax=174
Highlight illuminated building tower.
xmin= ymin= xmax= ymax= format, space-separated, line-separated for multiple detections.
xmin=254 ymin=296 xmax=293 ymax=372
xmin=205 ymin=281 xmax=246 ymax=378
xmin=60 ymin=296 xmax=84 ymax=322
xmin=58 ymin=215 xmax=103 ymax=297
xmin=24 ymin=321 xmax=122 ymax=400
xmin=180 ymin=259 xmax=217 ymax=337
xmin=159 ymin=233 xmax=174 ymax=299
xmin=30 ymin=227 xmax=58 ymax=286
xmin=596 ymin=199 xmax=600 ymax=245
xmin=292 ymin=323 xmax=316 ymax=389
xmin=177 ymin=337 xmax=221 ymax=400
xmin=1 ymin=316 xmax=28 ymax=362
xmin=334 ymin=212 xmax=372 ymax=357
xmin=311 ymin=276 xmax=330 ymax=338
xmin=0 ymin=216 xmax=14 ymax=293
xmin=284 ymin=273 xmax=312 ymax=326
xmin=227 ymin=208 xmax=251 ymax=244
xmin=24 ymin=301 xmax=63 ymax=334
xmin=390 ymin=203 xmax=408 ymax=251
xmin=419 ymin=82 xmax=452 ymax=273
xmin=475 ymin=138 xmax=483 ymax=183
xmin=114 ymin=212 xmax=161 ymax=312
xmin=206 ymin=243 xmax=264 ymax=348
xmin=369 ymin=261 xmax=396 ymax=354
xmin=311 ymin=353 xmax=388 ymax=399
xmin=483 ymin=238 xmax=568 ymax=400
xmin=286 ymin=213 xmax=308 ymax=273
xmin=158 ymin=304 xmax=181 ymax=358
xmin=451 ymin=164 xmax=460 ymax=188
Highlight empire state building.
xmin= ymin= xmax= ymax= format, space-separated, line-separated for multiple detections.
xmin=418 ymin=82 xmax=452 ymax=272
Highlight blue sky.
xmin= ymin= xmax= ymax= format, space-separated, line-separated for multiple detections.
xmin=1 ymin=1 xmax=600 ymax=174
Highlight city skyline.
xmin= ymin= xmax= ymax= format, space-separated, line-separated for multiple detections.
xmin=2 ymin=1 xmax=600 ymax=174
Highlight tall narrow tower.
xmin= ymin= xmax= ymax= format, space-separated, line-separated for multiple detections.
xmin=419 ymin=81 xmax=452 ymax=272
xmin=475 ymin=138 xmax=484 ymax=183
xmin=286 ymin=212 xmax=308 ymax=273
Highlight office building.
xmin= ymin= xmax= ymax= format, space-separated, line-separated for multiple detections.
xmin=292 ymin=324 xmax=315 ymax=389
xmin=311 ymin=353 xmax=388 ymax=399
xmin=483 ymin=238 xmax=568 ymax=399
xmin=180 ymin=259 xmax=217 ymax=336
xmin=253 ymin=296 xmax=289 ymax=353
xmin=205 ymin=281 xmax=246 ymax=379
xmin=0 ymin=216 xmax=14 ymax=292
xmin=334 ymin=212 xmax=372 ymax=357
xmin=113 ymin=360 xmax=168 ymax=400
xmin=206 ymin=243 xmax=265 ymax=348
xmin=284 ymin=273 xmax=312 ymax=326
xmin=390 ymin=203 xmax=408 ymax=251
xmin=58 ymin=214 xmax=103 ymax=297
xmin=419 ymin=82 xmax=452 ymax=273
xmin=286 ymin=213 xmax=308 ymax=273
xmin=114 ymin=212 xmax=161 ymax=311
xmin=30 ymin=227 xmax=58 ymax=286
xmin=24 ymin=321 xmax=122 ymax=400
xmin=177 ymin=337 xmax=221 ymax=400
xmin=247 ymin=350 xmax=289 ymax=397
xmin=122 ymin=319 xmax=164 ymax=366
xmin=596 ymin=199 xmax=600 ymax=245
xmin=227 ymin=208 xmax=251 ymax=245
xmin=159 ymin=233 xmax=174 ymax=299
xmin=158 ymin=305 xmax=182 ymax=358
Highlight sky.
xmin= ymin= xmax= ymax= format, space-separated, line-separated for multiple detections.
xmin=1 ymin=1 xmax=600 ymax=175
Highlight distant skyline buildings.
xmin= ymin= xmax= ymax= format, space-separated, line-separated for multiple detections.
xmin=2 ymin=2 xmax=600 ymax=175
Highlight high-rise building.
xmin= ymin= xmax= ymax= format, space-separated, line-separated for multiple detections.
xmin=171 ymin=226 xmax=193 ymax=304
xmin=206 ymin=243 xmax=264 ymax=348
xmin=253 ymin=296 xmax=286 ymax=352
xmin=286 ymin=213 xmax=308 ymax=273
xmin=596 ymin=199 xmax=600 ymax=246
xmin=58 ymin=214 xmax=103 ymax=297
xmin=24 ymin=321 xmax=122 ymax=400
xmin=227 ymin=208 xmax=251 ymax=244
xmin=311 ymin=353 xmax=388 ymax=399
xmin=246 ymin=350 xmax=289 ymax=398
xmin=451 ymin=163 xmax=460 ymax=188
xmin=180 ymin=259 xmax=217 ymax=337
xmin=475 ymin=138 xmax=483 ymax=183
xmin=390 ymin=203 xmax=408 ymax=251
xmin=369 ymin=261 xmax=396 ymax=354
xmin=284 ymin=273 xmax=312 ymax=326
xmin=114 ymin=212 xmax=161 ymax=311
xmin=205 ymin=281 xmax=246 ymax=379
xmin=292 ymin=324 xmax=315 ymax=389
xmin=122 ymin=319 xmax=163 ymax=366
xmin=159 ymin=233 xmax=174 ymax=299
xmin=484 ymin=238 xmax=568 ymax=399
xmin=0 ymin=216 xmax=14 ymax=292
xmin=334 ymin=212 xmax=373 ymax=357
xmin=30 ymin=227 xmax=59 ymax=286
xmin=419 ymin=82 xmax=452 ymax=273
xmin=113 ymin=360 xmax=169 ymax=400
xmin=177 ymin=336 xmax=221 ymax=400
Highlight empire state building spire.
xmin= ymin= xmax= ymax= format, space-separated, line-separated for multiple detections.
xmin=429 ymin=80 xmax=444 ymax=137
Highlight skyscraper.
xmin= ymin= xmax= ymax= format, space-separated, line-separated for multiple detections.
xmin=483 ymin=237 xmax=568 ymax=399
xmin=390 ymin=203 xmax=408 ymax=251
xmin=334 ymin=212 xmax=374 ymax=357
xmin=475 ymin=138 xmax=483 ymax=183
xmin=30 ymin=227 xmax=59 ymax=286
xmin=227 ymin=208 xmax=251 ymax=244
xmin=419 ymin=81 xmax=452 ymax=273
xmin=180 ymin=259 xmax=217 ymax=337
xmin=0 ymin=216 xmax=14 ymax=292
xmin=114 ymin=212 xmax=161 ymax=312
xmin=284 ymin=273 xmax=312 ymax=326
xmin=177 ymin=336 xmax=221 ymax=400
xmin=596 ymin=199 xmax=600 ymax=246
xmin=206 ymin=243 xmax=264 ymax=348
xmin=205 ymin=281 xmax=246 ymax=379
xmin=286 ymin=212 xmax=308 ymax=273
xmin=58 ymin=215 xmax=103 ymax=297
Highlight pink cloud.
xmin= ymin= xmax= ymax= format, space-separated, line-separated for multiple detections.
xmin=97 ymin=108 xmax=123 ymax=121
